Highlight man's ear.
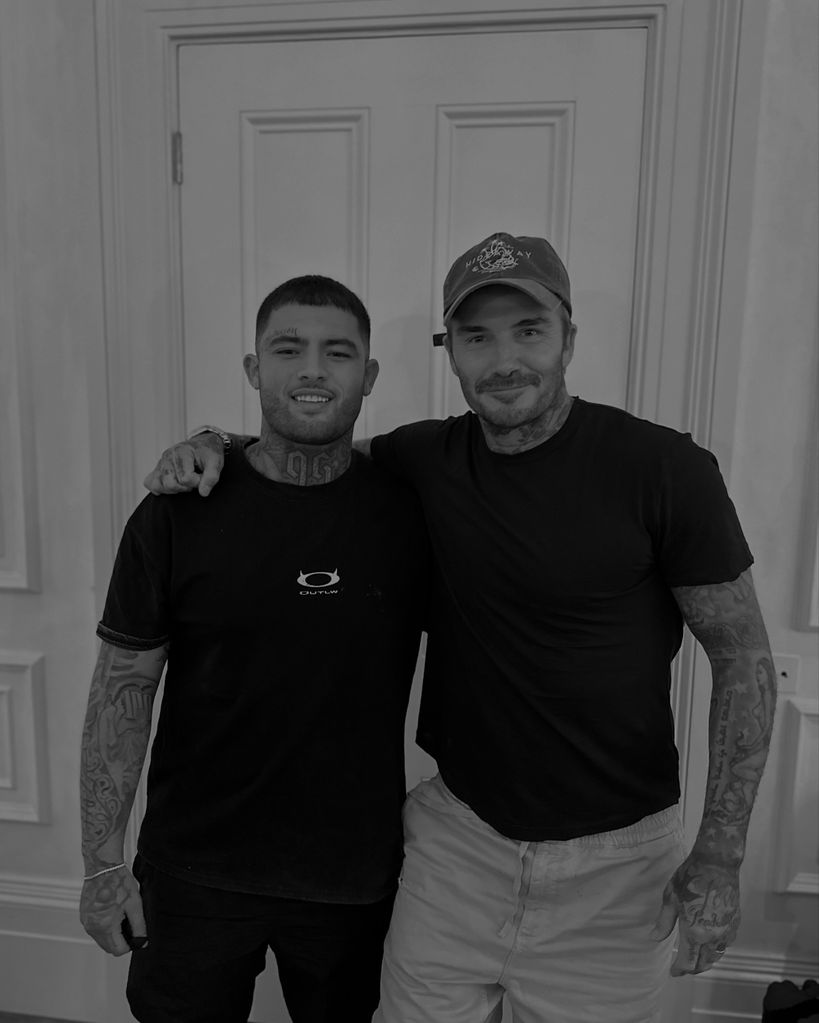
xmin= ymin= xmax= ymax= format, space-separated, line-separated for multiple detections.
xmin=363 ymin=358 xmax=380 ymax=397
xmin=562 ymin=323 xmax=577 ymax=370
xmin=243 ymin=352 xmax=260 ymax=390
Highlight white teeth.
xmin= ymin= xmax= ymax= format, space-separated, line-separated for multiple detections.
xmin=294 ymin=395 xmax=330 ymax=403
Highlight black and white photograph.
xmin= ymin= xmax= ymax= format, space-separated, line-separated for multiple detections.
xmin=0 ymin=1 xmax=816 ymax=1021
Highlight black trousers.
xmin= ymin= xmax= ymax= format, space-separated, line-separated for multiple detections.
xmin=127 ymin=856 xmax=396 ymax=1023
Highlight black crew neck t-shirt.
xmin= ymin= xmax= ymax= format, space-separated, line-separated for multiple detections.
xmin=97 ymin=445 xmax=429 ymax=902
xmin=370 ymin=398 xmax=753 ymax=841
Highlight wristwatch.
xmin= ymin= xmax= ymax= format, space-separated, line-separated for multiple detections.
xmin=187 ymin=424 xmax=232 ymax=450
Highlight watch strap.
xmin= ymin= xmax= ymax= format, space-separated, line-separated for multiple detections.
xmin=187 ymin=424 xmax=232 ymax=450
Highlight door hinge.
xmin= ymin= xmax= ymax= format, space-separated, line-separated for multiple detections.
xmin=171 ymin=132 xmax=183 ymax=185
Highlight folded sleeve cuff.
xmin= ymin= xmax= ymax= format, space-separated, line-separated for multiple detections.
xmin=96 ymin=623 xmax=169 ymax=652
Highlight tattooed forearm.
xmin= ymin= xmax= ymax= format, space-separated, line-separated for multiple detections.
xmin=672 ymin=568 xmax=776 ymax=866
xmin=80 ymin=641 xmax=167 ymax=872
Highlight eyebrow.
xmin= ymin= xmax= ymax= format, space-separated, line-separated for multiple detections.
xmin=453 ymin=316 xmax=550 ymax=334
xmin=264 ymin=333 xmax=360 ymax=350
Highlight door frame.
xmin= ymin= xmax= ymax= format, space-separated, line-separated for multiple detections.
xmin=91 ymin=1 xmax=769 ymax=1016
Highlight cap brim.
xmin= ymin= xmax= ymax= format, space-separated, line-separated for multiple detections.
xmin=443 ymin=279 xmax=563 ymax=325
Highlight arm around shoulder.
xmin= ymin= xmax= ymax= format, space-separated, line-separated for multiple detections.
xmin=143 ymin=427 xmax=256 ymax=497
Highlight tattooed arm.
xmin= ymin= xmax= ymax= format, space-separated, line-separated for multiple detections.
xmin=144 ymin=431 xmax=236 ymax=497
xmin=653 ymin=567 xmax=776 ymax=975
xmin=80 ymin=640 xmax=167 ymax=955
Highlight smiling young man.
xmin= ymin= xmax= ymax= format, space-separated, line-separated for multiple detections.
xmin=145 ymin=235 xmax=776 ymax=1023
xmin=79 ymin=277 xmax=429 ymax=1023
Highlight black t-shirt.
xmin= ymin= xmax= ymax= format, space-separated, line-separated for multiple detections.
xmin=97 ymin=445 xmax=429 ymax=902
xmin=370 ymin=398 xmax=753 ymax=841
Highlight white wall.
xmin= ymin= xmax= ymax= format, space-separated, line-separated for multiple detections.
xmin=0 ymin=1 xmax=815 ymax=1020
xmin=0 ymin=1 xmax=111 ymax=1016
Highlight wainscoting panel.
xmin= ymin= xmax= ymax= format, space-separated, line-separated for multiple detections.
xmin=0 ymin=652 xmax=49 ymax=823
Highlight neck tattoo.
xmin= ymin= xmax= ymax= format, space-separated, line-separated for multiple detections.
xmin=284 ymin=449 xmax=342 ymax=485
xmin=247 ymin=432 xmax=352 ymax=486
xmin=481 ymin=390 xmax=575 ymax=455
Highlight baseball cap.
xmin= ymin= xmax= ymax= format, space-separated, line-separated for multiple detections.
xmin=433 ymin=232 xmax=571 ymax=346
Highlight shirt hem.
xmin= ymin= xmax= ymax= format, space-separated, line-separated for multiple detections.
xmin=435 ymin=767 xmax=680 ymax=841
xmin=136 ymin=851 xmax=397 ymax=905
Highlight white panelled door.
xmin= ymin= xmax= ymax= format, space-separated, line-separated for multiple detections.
xmin=178 ymin=27 xmax=648 ymax=1022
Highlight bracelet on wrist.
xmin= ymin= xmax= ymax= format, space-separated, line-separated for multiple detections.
xmin=83 ymin=862 xmax=126 ymax=881
xmin=187 ymin=424 xmax=232 ymax=450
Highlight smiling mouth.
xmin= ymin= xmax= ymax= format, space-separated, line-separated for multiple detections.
xmin=481 ymin=383 xmax=530 ymax=393
xmin=291 ymin=393 xmax=332 ymax=404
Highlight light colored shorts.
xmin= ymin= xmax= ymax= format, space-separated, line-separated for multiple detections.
xmin=374 ymin=773 xmax=686 ymax=1023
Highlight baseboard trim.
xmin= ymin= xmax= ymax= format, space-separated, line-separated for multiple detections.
xmin=708 ymin=948 xmax=819 ymax=984
xmin=690 ymin=947 xmax=819 ymax=1023
xmin=0 ymin=873 xmax=81 ymax=912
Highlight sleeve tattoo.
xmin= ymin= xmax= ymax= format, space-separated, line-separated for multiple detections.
xmin=80 ymin=641 xmax=167 ymax=873
xmin=672 ymin=568 xmax=776 ymax=865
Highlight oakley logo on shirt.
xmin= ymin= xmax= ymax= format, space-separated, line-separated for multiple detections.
xmin=297 ymin=569 xmax=341 ymax=595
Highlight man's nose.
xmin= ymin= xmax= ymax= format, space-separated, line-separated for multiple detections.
xmin=490 ymin=335 xmax=522 ymax=374
xmin=297 ymin=350 xmax=327 ymax=379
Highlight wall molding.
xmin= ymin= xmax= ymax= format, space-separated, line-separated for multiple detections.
xmin=795 ymin=399 xmax=819 ymax=631
xmin=658 ymin=0 xmax=745 ymax=828
xmin=710 ymin=947 xmax=819 ymax=984
xmin=683 ymin=0 xmax=743 ymax=449
xmin=148 ymin=3 xmax=672 ymax=42
xmin=0 ymin=651 xmax=50 ymax=823
xmin=0 ymin=33 xmax=41 ymax=592
xmin=773 ymin=697 xmax=819 ymax=896
xmin=0 ymin=873 xmax=82 ymax=914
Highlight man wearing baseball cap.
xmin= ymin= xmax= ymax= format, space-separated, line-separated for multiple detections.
xmin=144 ymin=233 xmax=775 ymax=1022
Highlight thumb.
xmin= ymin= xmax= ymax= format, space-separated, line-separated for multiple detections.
xmin=650 ymin=888 xmax=678 ymax=941
xmin=124 ymin=893 xmax=148 ymax=949
xmin=198 ymin=451 xmax=224 ymax=497
xmin=143 ymin=468 xmax=161 ymax=494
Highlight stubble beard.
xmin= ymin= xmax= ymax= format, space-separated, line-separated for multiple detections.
xmin=470 ymin=375 xmax=571 ymax=438
xmin=251 ymin=392 xmax=362 ymax=485
xmin=260 ymin=391 xmax=361 ymax=448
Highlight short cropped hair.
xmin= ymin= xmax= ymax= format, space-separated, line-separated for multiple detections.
xmin=255 ymin=276 xmax=371 ymax=353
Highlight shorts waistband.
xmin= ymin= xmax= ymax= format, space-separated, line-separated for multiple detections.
xmin=411 ymin=773 xmax=681 ymax=847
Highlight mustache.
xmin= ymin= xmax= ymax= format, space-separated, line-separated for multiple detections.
xmin=476 ymin=374 xmax=540 ymax=393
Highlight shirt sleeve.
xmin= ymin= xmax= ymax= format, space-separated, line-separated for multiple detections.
xmin=369 ymin=421 xmax=441 ymax=484
xmin=655 ymin=433 xmax=753 ymax=587
xmin=96 ymin=495 xmax=171 ymax=651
